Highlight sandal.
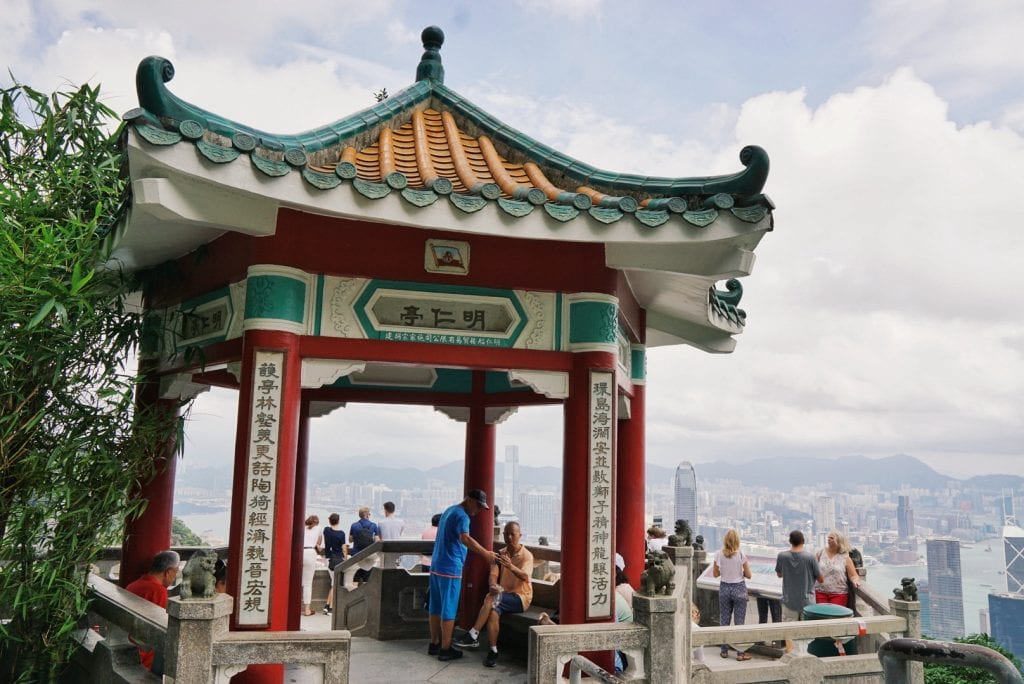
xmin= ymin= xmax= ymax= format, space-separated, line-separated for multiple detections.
xmin=737 ymin=652 xmax=752 ymax=661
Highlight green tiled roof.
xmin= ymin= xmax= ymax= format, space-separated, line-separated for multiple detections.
xmin=123 ymin=26 xmax=773 ymax=232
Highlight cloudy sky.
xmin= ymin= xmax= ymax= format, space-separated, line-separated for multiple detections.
xmin=5 ymin=1 xmax=1023 ymax=478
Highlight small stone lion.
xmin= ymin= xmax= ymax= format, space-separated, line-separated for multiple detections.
xmin=639 ymin=551 xmax=675 ymax=596
xmin=893 ymin=577 xmax=918 ymax=601
xmin=667 ymin=519 xmax=692 ymax=548
xmin=849 ymin=548 xmax=864 ymax=569
xmin=692 ymin=534 xmax=705 ymax=552
xmin=180 ymin=548 xmax=219 ymax=600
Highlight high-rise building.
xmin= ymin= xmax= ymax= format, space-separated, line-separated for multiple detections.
xmin=815 ymin=495 xmax=836 ymax=548
xmin=897 ymin=495 xmax=915 ymax=539
xmin=1004 ymin=524 xmax=1024 ymax=594
xmin=518 ymin=491 xmax=559 ymax=538
xmin=979 ymin=607 xmax=990 ymax=635
xmin=503 ymin=445 xmax=520 ymax=513
xmin=673 ymin=462 xmax=697 ymax=528
xmin=926 ymin=538 xmax=965 ymax=639
xmin=1002 ymin=491 xmax=1017 ymax=525
xmin=989 ymin=593 xmax=1024 ymax=660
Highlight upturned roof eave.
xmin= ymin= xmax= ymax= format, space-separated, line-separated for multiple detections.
xmin=128 ymin=56 xmax=771 ymax=202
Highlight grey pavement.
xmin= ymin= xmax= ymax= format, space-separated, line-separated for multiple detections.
xmin=287 ymin=611 xmax=527 ymax=683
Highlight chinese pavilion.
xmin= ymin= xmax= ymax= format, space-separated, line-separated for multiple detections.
xmin=113 ymin=26 xmax=773 ymax=681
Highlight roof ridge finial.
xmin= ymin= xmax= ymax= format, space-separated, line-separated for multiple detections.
xmin=416 ymin=26 xmax=445 ymax=84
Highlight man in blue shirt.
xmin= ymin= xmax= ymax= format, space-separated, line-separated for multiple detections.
xmin=349 ymin=506 xmax=381 ymax=584
xmin=428 ymin=489 xmax=495 ymax=661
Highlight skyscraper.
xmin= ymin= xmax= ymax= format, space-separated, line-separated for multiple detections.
xmin=926 ymin=538 xmax=965 ymax=639
xmin=1004 ymin=524 xmax=1024 ymax=594
xmin=815 ymin=495 xmax=836 ymax=548
xmin=897 ymin=495 xmax=915 ymax=539
xmin=673 ymin=461 xmax=697 ymax=528
xmin=988 ymin=594 xmax=1024 ymax=660
xmin=1002 ymin=490 xmax=1017 ymax=525
xmin=503 ymin=445 xmax=520 ymax=513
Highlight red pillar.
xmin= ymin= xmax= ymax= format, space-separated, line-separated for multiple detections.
xmin=616 ymin=382 xmax=645 ymax=588
xmin=561 ymin=351 xmax=616 ymax=670
xmin=288 ymin=399 xmax=311 ymax=631
xmin=120 ymin=363 xmax=179 ymax=588
xmin=459 ymin=371 xmax=496 ymax=628
xmin=225 ymin=330 xmax=301 ymax=684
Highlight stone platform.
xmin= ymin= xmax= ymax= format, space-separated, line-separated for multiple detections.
xmin=285 ymin=612 xmax=527 ymax=683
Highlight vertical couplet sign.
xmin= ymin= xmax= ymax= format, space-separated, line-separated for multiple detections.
xmin=587 ymin=370 xmax=615 ymax=619
xmin=236 ymin=350 xmax=285 ymax=626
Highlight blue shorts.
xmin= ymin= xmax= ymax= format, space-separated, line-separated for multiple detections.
xmin=492 ymin=592 xmax=524 ymax=615
xmin=428 ymin=573 xmax=462 ymax=621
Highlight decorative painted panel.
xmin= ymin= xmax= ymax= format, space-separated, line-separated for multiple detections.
xmin=631 ymin=345 xmax=647 ymax=385
xmin=566 ymin=293 xmax=619 ymax=353
xmin=354 ymin=281 xmax=528 ymax=349
xmin=242 ymin=265 xmax=314 ymax=335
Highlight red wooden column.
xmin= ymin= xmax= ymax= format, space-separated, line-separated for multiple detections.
xmin=616 ymin=381 xmax=645 ymax=587
xmin=561 ymin=350 xmax=617 ymax=670
xmin=120 ymin=361 xmax=179 ymax=587
xmin=287 ymin=398 xmax=311 ymax=631
xmin=226 ymin=329 xmax=302 ymax=684
xmin=459 ymin=371 xmax=496 ymax=628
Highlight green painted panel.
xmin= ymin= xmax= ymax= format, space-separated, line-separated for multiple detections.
xmin=631 ymin=347 xmax=646 ymax=382
xmin=244 ymin=275 xmax=307 ymax=324
xmin=314 ymin=274 xmax=325 ymax=336
xmin=568 ymin=300 xmax=618 ymax=345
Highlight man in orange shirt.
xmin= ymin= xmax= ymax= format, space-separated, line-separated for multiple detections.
xmin=125 ymin=550 xmax=179 ymax=673
xmin=453 ymin=521 xmax=533 ymax=668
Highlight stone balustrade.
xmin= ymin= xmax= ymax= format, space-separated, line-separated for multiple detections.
xmin=78 ymin=574 xmax=351 ymax=683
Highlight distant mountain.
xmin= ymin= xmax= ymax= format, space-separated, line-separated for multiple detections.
xmin=963 ymin=473 xmax=1024 ymax=490
xmin=688 ymin=454 xmax=957 ymax=491
xmin=178 ymin=453 xmax=1018 ymax=494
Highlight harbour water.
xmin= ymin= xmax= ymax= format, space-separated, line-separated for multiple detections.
xmin=866 ymin=540 xmax=1005 ymax=635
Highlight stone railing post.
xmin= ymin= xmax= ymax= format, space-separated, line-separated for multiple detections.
xmin=633 ymin=594 xmax=679 ymax=683
xmin=664 ymin=545 xmax=695 ymax=683
xmin=164 ymin=594 xmax=232 ymax=683
xmin=889 ymin=599 xmax=923 ymax=684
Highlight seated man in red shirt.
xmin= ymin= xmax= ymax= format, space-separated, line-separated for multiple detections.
xmin=125 ymin=550 xmax=180 ymax=674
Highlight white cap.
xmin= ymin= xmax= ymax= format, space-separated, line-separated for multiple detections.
xmin=615 ymin=553 xmax=625 ymax=571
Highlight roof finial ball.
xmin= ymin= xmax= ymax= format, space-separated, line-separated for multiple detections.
xmin=416 ymin=26 xmax=445 ymax=84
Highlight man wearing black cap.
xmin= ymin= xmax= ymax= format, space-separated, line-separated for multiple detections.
xmin=427 ymin=489 xmax=496 ymax=661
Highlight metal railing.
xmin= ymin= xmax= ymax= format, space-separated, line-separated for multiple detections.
xmin=879 ymin=638 xmax=1024 ymax=684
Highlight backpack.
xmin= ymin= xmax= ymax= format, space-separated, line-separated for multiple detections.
xmin=353 ymin=521 xmax=375 ymax=549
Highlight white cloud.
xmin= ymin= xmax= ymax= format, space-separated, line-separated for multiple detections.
xmin=513 ymin=0 xmax=603 ymax=20
xmin=866 ymin=0 xmax=1024 ymax=101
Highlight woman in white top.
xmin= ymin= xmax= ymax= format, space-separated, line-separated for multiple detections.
xmin=301 ymin=515 xmax=323 ymax=616
xmin=646 ymin=526 xmax=668 ymax=553
xmin=712 ymin=528 xmax=752 ymax=660
xmin=814 ymin=529 xmax=861 ymax=607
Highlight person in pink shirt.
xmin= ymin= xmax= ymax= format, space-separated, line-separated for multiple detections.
xmin=420 ymin=513 xmax=441 ymax=570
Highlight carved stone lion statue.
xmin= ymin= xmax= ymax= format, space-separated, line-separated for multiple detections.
xmin=180 ymin=548 xmax=219 ymax=600
xmin=692 ymin=534 xmax=704 ymax=551
xmin=893 ymin=577 xmax=918 ymax=602
xmin=667 ymin=519 xmax=692 ymax=548
xmin=639 ymin=551 xmax=675 ymax=596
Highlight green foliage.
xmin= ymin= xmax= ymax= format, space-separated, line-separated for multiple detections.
xmin=171 ymin=516 xmax=204 ymax=547
xmin=0 ymin=80 xmax=182 ymax=681
xmin=924 ymin=633 xmax=1024 ymax=684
